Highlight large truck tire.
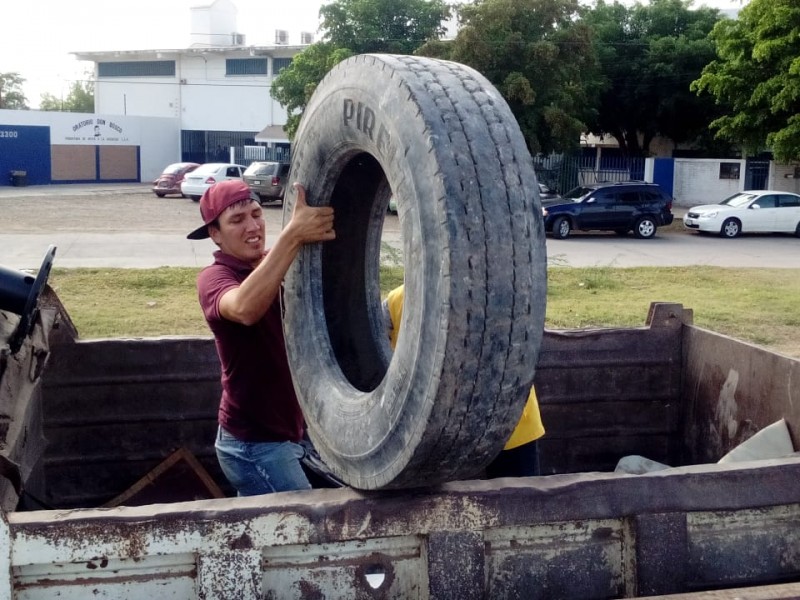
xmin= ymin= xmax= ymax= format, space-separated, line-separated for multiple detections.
xmin=283 ymin=54 xmax=547 ymax=490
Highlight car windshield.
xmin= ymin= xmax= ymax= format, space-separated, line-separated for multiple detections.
xmin=720 ymin=193 xmax=757 ymax=208
xmin=561 ymin=186 xmax=593 ymax=203
xmin=244 ymin=163 xmax=277 ymax=176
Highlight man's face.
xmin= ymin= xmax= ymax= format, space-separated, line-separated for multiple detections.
xmin=209 ymin=200 xmax=266 ymax=265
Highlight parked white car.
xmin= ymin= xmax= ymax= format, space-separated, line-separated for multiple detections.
xmin=180 ymin=163 xmax=247 ymax=201
xmin=684 ymin=190 xmax=800 ymax=238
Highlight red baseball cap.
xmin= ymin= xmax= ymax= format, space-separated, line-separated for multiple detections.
xmin=187 ymin=180 xmax=255 ymax=240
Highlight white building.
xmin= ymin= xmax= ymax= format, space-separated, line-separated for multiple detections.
xmin=0 ymin=0 xmax=311 ymax=186
xmin=73 ymin=0 xmax=309 ymax=166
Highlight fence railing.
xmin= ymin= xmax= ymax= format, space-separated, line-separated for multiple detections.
xmin=533 ymin=152 xmax=646 ymax=195
xmin=233 ymin=145 xmax=291 ymax=166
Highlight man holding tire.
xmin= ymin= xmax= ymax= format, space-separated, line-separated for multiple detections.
xmin=188 ymin=179 xmax=335 ymax=496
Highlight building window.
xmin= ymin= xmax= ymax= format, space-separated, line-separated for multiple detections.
xmin=98 ymin=61 xmax=175 ymax=77
xmin=719 ymin=162 xmax=740 ymax=180
xmin=273 ymin=58 xmax=292 ymax=74
xmin=226 ymin=58 xmax=268 ymax=75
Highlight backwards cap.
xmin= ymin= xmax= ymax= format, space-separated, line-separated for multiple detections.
xmin=186 ymin=180 xmax=254 ymax=240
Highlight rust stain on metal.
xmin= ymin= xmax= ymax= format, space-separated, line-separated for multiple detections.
xmin=14 ymin=567 xmax=198 ymax=591
xmin=228 ymin=531 xmax=253 ymax=550
xmin=85 ymin=556 xmax=109 ymax=569
xmin=297 ymin=578 xmax=325 ymax=599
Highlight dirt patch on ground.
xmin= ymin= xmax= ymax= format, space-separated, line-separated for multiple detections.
xmin=0 ymin=188 xmax=287 ymax=234
xmin=0 ymin=185 xmax=403 ymax=237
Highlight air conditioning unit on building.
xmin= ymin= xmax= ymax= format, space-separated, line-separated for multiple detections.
xmin=232 ymin=33 xmax=245 ymax=46
xmin=300 ymin=32 xmax=314 ymax=45
xmin=275 ymin=29 xmax=289 ymax=45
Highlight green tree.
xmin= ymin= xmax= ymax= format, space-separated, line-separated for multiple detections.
xmin=320 ymin=0 xmax=450 ymax=54
xmin=584 ymin=0 xmax=723 ymax=157
xmin=691 ymin=0 xmax=800 ymax=162
xmin=272 ymin=0 xmax=450 ymax=140
xmin=0 ymin=72 xmax=29 ymax=109
xmin=272 ymin=43 xmax=354 ymax=139
xmin=39 ymin=78 xmax=94 ymax=113
xmin=419 ymin=0 xmax=603 ymax=155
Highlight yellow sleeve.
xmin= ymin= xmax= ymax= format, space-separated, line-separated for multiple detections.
xmin=504 ymin=386 xmax=545 ymax=450
xmin=386 ymin=285 xmax=404 ymax=350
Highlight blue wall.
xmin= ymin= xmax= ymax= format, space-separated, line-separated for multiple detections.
xmin=652 ymin=158 xmax=675 ymax=197
xmin=0 ymin=124 xmax=51 ymax=186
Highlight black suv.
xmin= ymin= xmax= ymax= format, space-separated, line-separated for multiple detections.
xmin=542 ymin=181 xmax=674 ymax=239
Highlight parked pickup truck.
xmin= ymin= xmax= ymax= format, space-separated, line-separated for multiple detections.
xmin=1 ymin=291 xmax=798 ymax=599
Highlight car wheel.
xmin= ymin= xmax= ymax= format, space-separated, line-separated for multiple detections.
xmin=721 ymin=218 xmax=741 ymax=238
xmin=634 ymin=217 xmax=657 ymax=239
xmin=155 ymin=192 xmax=166 ymax=198
xmin=282 ymin=54 xmax=547 ymax=490
xmin=553 ymin=216 xmax=571 ymax=239
xmin=190 ymin=195 xmax=201 ymax=202
xmin=795 ymin=222 xmax=800 ymax=238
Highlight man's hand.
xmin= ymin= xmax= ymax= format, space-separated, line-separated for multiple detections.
xmin=289 ymin=183 xmax=336 ymax=243
xmin=217 ymin=182 xmax=335 ymax=326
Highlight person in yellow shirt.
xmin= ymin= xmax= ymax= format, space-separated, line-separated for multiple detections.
xmin=383 ymin=284 xmax=545 ymax=477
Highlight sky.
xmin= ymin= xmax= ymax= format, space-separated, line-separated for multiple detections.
xmin=2 ymin=0 xmax=324 ymax=108
xmin=2 ymin=0 xmax=747 ymax=109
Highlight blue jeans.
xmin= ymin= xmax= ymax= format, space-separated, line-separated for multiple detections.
xmin=215 ymin=426 xmax=311 ymax=496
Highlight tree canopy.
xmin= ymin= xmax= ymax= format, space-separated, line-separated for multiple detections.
xmin=691 ymin=0 xmax=800 ymax=162
xmin=272 ymin=43 xmax=354 ymax=139
xmin=271 ymin=0 xmax=797 ymax=159
xmin=583 ymin=0 xmax=723 ymax=157
xmin=418 ymin=0 xmax=602 ymax=155
xmin=319 ymin=0 xmax=450 ymax=54
xmin=272 ymin=0 xmax=450 ymax=140
xmin=39 ymin=78 xmax=94 ymax=113
xmin=0 ymin=72 xmax=29 ymax=110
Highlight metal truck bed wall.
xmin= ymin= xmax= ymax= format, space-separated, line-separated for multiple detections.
xmin=1 ymin=298 xmax=799 ymax=598
xmin=4 ymin=459 xmax=800 ymax=598
xmin=30 ymin=303 xmax=687 ymax=509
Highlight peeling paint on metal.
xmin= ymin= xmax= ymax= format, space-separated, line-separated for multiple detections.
xmin=715 ymin=368 xmax=740 ymax=441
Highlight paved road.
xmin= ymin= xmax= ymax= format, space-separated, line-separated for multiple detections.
xmin=1 ymin=183 xmax=798 ymax=270
xmin=546 ymin=229 xmax=800 ymax=268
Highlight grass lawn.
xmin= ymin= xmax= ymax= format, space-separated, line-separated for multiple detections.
xmin=48 ymin=265 xmax=800 ymax=359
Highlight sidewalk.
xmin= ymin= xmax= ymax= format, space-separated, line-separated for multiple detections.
xmin=1 ymin=233 xmax=220 ymax=270
xmin=0 ymin=182 xmax=152 ymax=198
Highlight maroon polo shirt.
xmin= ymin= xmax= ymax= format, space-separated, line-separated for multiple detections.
xmin=197 ymin=250 xmax=303 ymax=443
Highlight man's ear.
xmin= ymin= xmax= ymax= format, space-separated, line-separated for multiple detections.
xmin=209 ymin=223 xmax=222 ymax=245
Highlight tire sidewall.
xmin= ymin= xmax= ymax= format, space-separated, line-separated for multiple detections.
xmin=554 ymin=216 xmax=570 ymax=239
xmin=635 ymin=217 xmax=656 ymax=239
xmin=284 ymin=57 xmax=457 ymax=485
xmin=722 ymin=218 xmax=740 ymax=238
xmin=283 ymin=55 xmax=546 ymax=488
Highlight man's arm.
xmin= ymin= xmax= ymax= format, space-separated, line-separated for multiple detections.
xmin=219 ymin=183 xmax=335 ymax=325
